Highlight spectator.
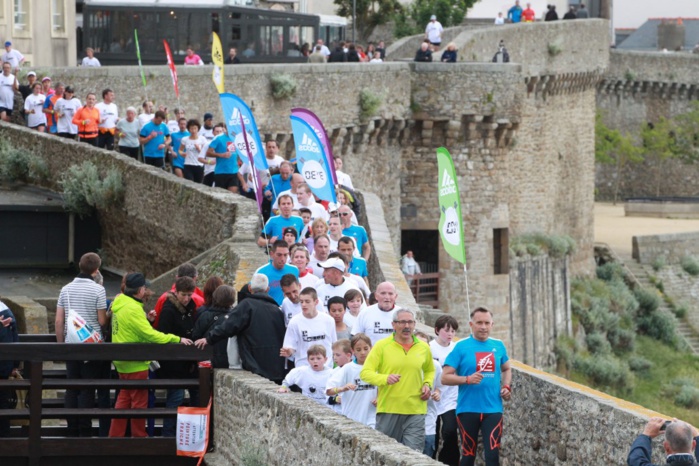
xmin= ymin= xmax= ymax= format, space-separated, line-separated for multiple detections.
xmin=224 ymin=47 xmax=240 ymax=64
xmin=442 ymin=43 xmax=457 ymax=63
xmin=278 ymin=345 xmax=333 ymax=404
xmin=369 ymin=52 xmax=383 ymax=63
xmin=401 ymin=250 xmax=422 ymax=286
xmin=425 ymin=15 xmax=444 ymax=51
xmin=0 ymin=300 xmax=19 ymax=438
xmin=507 ymin=0 xmax=523 ymax=23
xmin=492 ymin=40 xmax=510 ymax=63
xmin=347 ymin=43 xmax=361 ymax=62
xmin=315 ymin=39 xmax=331 ymax=58
xmin=577 ymin=3 xmax=590 ymax=18
xmin=184 ymin=46 xmax=204 ymax=65
xmin=108 ymin=273 xmax=193 ymax=438
xmin=522 ymin=3 xmax=536 ymax=22
xmin=360 ymin=308 xmax=435 ymax=451
xmin=55 ymin=252 xmax=109 ymax=437
xmin=494 ymin=12 xmax=505 ymax=25
xmin=0 ymin=62 xmax=17 ymax=123
xmin=627 ymin=418 xmax=699 ymax=466
xmin=414 ymin=42 xmax=433 ymax=62
xmin=242 ymin=42 xmax=256 ymax=58
xmin=192 ymin=282 xmax=232 ymax=369
xmin=545 ymin=4 xmax=559 ymax=21
xmin=376 ymin=41 xmax=386 ymax=60
xmin=2 ymin=41 xmax=24 ymax=71
xmin=256 ymin=239 xmax=299 ymax=305
xmin=328 ymin=43 xmax=348 ymax=63
xmin=153 ymin=263 xmax=205 ymax=328
xmin=81 ymin=47 xmax=101 ymax=67
xmin=54 ymin=86 xmax=81 ymax=140
xmin=563 ymin=5 xmax=577 ymax=20
xmin=308 ymin=45 xmax=326 ymax=63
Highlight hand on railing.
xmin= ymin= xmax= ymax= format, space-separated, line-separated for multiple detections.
xmin=194 ymin=338 xmax=208 ymax=349
xmin=180 ymin=338 xmax=193 ymax=345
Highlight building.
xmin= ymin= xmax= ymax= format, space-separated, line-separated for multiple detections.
xmin=0 ymin=0 xmax=77 ymax=67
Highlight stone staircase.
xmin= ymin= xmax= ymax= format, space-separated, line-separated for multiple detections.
xmin=623 ymin=260 xmax=699 ymax=354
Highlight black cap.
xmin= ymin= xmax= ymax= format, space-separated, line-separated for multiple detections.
xmin=125 ymin=272 xmax=150 ymax=289
xmin=283 ymin=226 xmax=298 ymax=237
xmin=204 ymin=112 xmax=213 ymax=120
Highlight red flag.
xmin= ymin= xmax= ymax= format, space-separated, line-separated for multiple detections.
xmin=163 ymin=40 xmax=179 ymax=98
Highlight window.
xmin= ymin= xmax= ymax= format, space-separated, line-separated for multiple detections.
xmin=493 ymin=228 xmax=509 ymax=275
xmin=13 ymin=0 xmax=28 ymax=31
xmin=51 ymin=0 xmax=65 ymax=32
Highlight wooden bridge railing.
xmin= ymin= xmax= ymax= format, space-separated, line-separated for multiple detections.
xmin=409 ymin=272 xmax=440 ymax=308
xmin=0 ymin=335 xmax=213 ymax=466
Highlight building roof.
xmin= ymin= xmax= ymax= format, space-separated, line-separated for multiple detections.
xmin=617 ymin=18 xmax=699 ymax=50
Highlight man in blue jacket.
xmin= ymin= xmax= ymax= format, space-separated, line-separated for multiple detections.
xmin=628 ymin=417 xmax=699 ymax=466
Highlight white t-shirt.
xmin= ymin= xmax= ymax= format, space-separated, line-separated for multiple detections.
xmin=272 ymin=189 xmax=300 ymax=210
xmin=283 ymin=312 xmax=337 ymax=368
xmin=309 ymin=253 xmax=329 ymax=278
xmin=495 ymin=16 xmax=505 ymax=25
xmin=336 ymin=170 xmax=354 ymax=189
xmin=316 ymin=278 xmax=360 ymax=312
xmin=301 ymin=200 xmax=329 ymax=222
xmin=116 ymin=118 xmax=140 ymax=147
xmin=265 ymin=154 xmax=285 ymax=170
xmin=281 ymin=298 xmax=301 ymax=327
xmin=54 ymin=97 xmax=81 ymax=134
xmin=326 ymin=361 xmax=377 ymax=427
xmin=282 ymin=365 xmax=333 ymax=406
xmin=2 ymin=49 xmax=24 ymax=69
xmin=96 ymin=102 xmax=118 ymax=129
xmin=137 ymin=112 xmax=154 ymax=130
xmin=430 ymin=340 xmax=458 ymax=414
xmin=24 ymin=93 xmax=46 ymax=127
xmin=181 ymin=135 xmax=207 ymax=166
xmin=167 ymin=119 xmax=180 ymax=134
xmin=426 ymin=361 xmax=444 ymax=435
xmin=201 ymin=131 xmax=218 ymax=175
xmin=351 ymin=304 xmax=399 ymax=346
xmin=347 ymin=274 xmax=369 ymax=298
xmin=425 ymin=21 xmax=444 ymax=43
xmin=0 ymin=73 xmax=16 ymax=109
xmin=298 ymin=271 xmax=321 ymax=290
xmin=343 ymin=311 xmax=360 ymax=329
xmin=81 ymin=56 xmax=101 ymax=67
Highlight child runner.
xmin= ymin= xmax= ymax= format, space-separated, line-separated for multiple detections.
xmin=281 ymin=287 xmax=336 ymax=368
xmin=328 ymin=296 xmax=350 ymax=340
xmin=278 ymin=345 xmax=333 ymax=406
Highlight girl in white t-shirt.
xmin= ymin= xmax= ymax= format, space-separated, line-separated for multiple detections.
xmin=24 ymin=83 xmax=46 ymax=131
xmin=179 ymin=119 xmax=207 ymax=183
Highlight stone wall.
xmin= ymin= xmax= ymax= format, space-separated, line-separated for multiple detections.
xmin=632 ymin=231 xmax=699 ymax=265
xmin=596 ymin=50 xmax=699 ymax=200
xmin=509 ymin=256 xmax=571 ymax=368
xmin=209 ymin=361 xmax=670 ymax=466
xmin=0 ymin=122 xmax=260 ymax=279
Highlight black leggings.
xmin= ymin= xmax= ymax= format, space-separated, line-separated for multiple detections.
xmin=436 ymin=409 xmax=460 ymax=465
xmin=456 ymin=412 xmax=503 ymax=466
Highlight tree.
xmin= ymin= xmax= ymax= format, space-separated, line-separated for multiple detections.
xmin=334 ymin=0 xmax=403 ymax=41
xmin=410 ymin=0 xmax=476 ymax=30
xmin=673 ymin=102 xmax=699 ymax=164
xmin=595 ymin=112 xmax=643 ymax=204
xmin=641 ymin=117 xmax=681 ymax=197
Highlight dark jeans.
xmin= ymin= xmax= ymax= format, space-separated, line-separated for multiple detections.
xmin=65 ymin=360 xmax=112 ymax=437
xmin=456 ymin=412 xmax=503 ymax=466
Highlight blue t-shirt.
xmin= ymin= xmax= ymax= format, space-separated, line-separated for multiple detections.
xmin=140 ymin=121 xmax=170 ymax=158
xmin=342 ymin=225 xmax=369 ymax=256
xmin=444 ymin=337 xmax=509 ymax=414
xmin=210 ymin=135 xmax=239 ymax=175
xmin=255 ymin=262 xmax=299 ymax=305
xmin=267 ymin=174 xmax=292 ymax=203
xmin=170 ymin=130 xmax=190 ymax=169
xmin=349 ymin=256 xmax=368 ymax=278
xmin=261 ymin=215 xmax=305 ymax=242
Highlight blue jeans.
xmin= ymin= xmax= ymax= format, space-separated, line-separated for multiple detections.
xmin=423 ymin=434 xmax=436 ymax=457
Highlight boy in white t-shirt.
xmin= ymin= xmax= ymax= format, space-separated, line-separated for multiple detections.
xmin=325 ymin=333 xmax=377 ymax=428
xmin=278 ymin=345 xmax=333 ymax=406
xmin=280 ymin=287 xmax=336 ymax=368
xmin=429 ymin=315 xmax=460 ymax=465
xmin=416 ymin=331 xmax=443 ymax=458
xmin=326 ymin=338 xmax=353 ymax=413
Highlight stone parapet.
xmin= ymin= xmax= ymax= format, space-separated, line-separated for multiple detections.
xmin=0 ymin=295 xmax=49 ymax=334
xmin=632 ymin=230 xmax=699 ymax=265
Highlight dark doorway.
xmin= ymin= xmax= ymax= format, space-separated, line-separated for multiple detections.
xmin=401 ymin=230 xmax=439 ymax=273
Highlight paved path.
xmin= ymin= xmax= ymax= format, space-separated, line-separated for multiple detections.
xmin=595 ymin=203 xmax=699 ymax=259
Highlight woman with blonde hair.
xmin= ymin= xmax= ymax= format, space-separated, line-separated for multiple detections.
xmin=442 ymin=42 xmax=457 ymax=63
xmin=305 ymin=217 xmax=328 ymax=251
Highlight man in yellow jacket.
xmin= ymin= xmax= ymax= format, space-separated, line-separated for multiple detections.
xmin=108 ymin=272 xmax=193 ymax=437
xmin=360 ymin=308 xmax=435 ymax=451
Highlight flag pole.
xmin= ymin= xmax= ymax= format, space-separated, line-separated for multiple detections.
xmin=463 ymin=263 xmax=471 ymax=315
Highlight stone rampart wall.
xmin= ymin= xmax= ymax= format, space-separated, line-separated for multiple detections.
xmin=209 ymin=360 xmax=669 ymax=465
xmin=596 ymin=50 xmax=699 ymax=200
xmin=0 ymin=123 xmax=260 ymax=278
xmin=632 ymin=230 xmax=699 ymax=265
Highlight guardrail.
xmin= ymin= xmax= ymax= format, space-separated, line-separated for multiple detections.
xmin=0 ymin=335 xmax=213 ymax=466
xmin=409 ymin=272 xmax=440 ymax=308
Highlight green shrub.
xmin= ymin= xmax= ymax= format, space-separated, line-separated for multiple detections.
xmin=270 ymin=73 xmax=297 ymax=100
xmin=547 ymin=43 xmax=562 ymax=57
xmin=681 ymin=256 xmax=699 ymax=276
xmin=59 ymin=162 xmax=124 ymax=217
xmin=596 ymin=262 xmax=626 ymax=282
xmin=637 ymin=311 xmax=677 ymax=346
xmin=607 ymin=280 xmax=638 ymax=318
xmin=628 ymin=356 xmax=652 ymax=372
xmin=675 ymin=385 xmax=699 ymax=408
xmin=525 ymin=243 xmax=542 ymax=256
xmin=240 ymin=441 xmax=267 ymax=466
xmin=651 ymin=256 xmax=666 ymax=271
xmin=674 ymin=303 xmax=688 ymax=319
xmin=0 ymin=140 xmax=49 ymax=183
xmin=510 ymin=243 xmax=527 ymax=257
xmin=510 ymin=233 xmax=576 ymax=258
xmin=634 ymin=288 xmax=659 ymax=317
xmin=608 ymin=327 xmax=636 ymax=354
xmin=586 ymin=332 xmax=612 ymax=354
xmin=359 ymin=90 xmax=382 ymax=120
xmin=573 ymin=354 xmax=634 ymax=391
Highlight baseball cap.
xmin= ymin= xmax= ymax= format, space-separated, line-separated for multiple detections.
xmin=430 ymin=15 xmax=437 ymax=20
xmin=125 ymin=272 xmax=151 ymax=289
xmin=204 ymin=112 xmax=213 ymax=120
xmin=27 ymin=71 xmax=36 ymax=77
xmin=4 ymin=41 xmax=11 ymax=47
xmin=317 ymin=258 xmax=345 ymax=272
xmin=42 ymin=76 xmax=51 ymax=82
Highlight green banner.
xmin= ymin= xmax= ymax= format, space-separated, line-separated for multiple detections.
xmin=437 ymin=147 xmax=466 ymax=264
xmin=134 ymin=29 xmax=147 ymax=89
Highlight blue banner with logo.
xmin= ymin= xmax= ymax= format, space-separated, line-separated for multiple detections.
xmin=290 ymin=115 xmax=337 ymax=203
xmin=218 ymin=93 xmax=268 ymax=171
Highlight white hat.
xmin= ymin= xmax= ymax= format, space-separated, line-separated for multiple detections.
xmin=318 ymin=258 xmax=345 ymax=272
xmin=430 ymin=15 xmax=437 ymax=20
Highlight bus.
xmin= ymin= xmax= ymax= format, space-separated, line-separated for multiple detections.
xmin=80 ymin=0 xmax=343 ymax=65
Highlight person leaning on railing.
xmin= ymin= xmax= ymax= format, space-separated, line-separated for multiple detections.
xmin=108 ymin=272 xmax=193 ymax=438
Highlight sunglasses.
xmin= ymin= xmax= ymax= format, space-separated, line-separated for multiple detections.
xmin=339 ymin=212 xmax=350 ymax=217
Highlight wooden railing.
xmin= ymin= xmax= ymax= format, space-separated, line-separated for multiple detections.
xmin=409 ymin=272 xmax=440 ymax=308
xmin=0 ymin=335 xmax=213 ymax=466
